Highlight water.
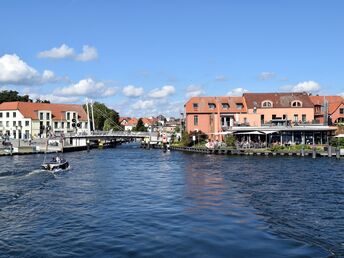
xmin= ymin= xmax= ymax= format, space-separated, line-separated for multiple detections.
xmin=0 ymin=144 xmax=343 ymax=257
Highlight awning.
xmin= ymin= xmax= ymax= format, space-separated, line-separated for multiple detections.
xmin=335 ymin=134 xmax=344 ymax=138
xmin=235 ymin=131 xmax=264 ymax=135
xmin=260 ymin=130 xmax=280 ymax=135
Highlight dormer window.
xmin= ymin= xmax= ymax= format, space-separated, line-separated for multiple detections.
xmin=236 ymin=103 xmax=243 ymax=110
xmin=208 ymin=103 xmax=216 ymax=109
xmin=222 ymin=103 xmax=229 ymax=109
xmin=262 ymin=100 xmax=273 ymax=108
xmin=193 ymin=103 xmax=198 ymax=109
xmin=291 ymin=100 xmax=302 ymax=107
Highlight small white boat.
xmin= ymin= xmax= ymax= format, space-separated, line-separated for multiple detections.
xmin=41 ymin=156 xmax=69 ymax=171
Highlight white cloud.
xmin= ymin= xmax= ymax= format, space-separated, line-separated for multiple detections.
xmin=38 ymin=44 xmax=98 ymax=61
xmin=56 ymin=78 xmax=117 ymax=98
xmin=281 ymin=81 xmax=321 ymax=93
xmin=148 ymin=85 xmax=175 ymax=98
xmin=75 ymin=45 xmax=98 ymax=61
xmin=30 ymin=93 xmax=80 ymax=103
xmin=37 ymin=44 xmax=75 ymax=59
xmin=132 ymin=100 xmax=155 ymax=110
xmin=186 ymin=85 xmax=205 ymax=98
xmin=215 ymin=75 xmax=228 ymax=81
xmin=227 ymin=87 xmax=249 ymax=96
xmin=0 ymin=54 xmax=57 ymax=85
xmin=259 ymin=72 xmax=275 ymax=80
xmin=122 ymin=85 xmax=144 ymax=97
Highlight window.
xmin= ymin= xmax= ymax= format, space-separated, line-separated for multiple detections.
xmin=6 ymin=121 xmax=9 ymax=127
xmin=0 ymin=121 xmax=2 ymax=127
xmin=54 ymin=122 xmax=58 ymax=128
xmin=46 ymin=121 xmax=50 ymax=127
xmin=194 ymin=115 xmax=198 ymax=126
xmin=294 ymin=114 xmax=298 ymax=123
xmin=46 ymin=113 xmax=50 ymax=120
xmin=291 ymin=100 xmax=302 ymax=107
xmin=6 ymin=112 xmax=9 ymax=118
xmin=272 ymin=114 xmax=277 ymax=119
xmin=302 ymin=114 xmax=306 ymax=122
xmin=13 ymin=121 xmax=16 ymax=126
xmin=18 ymin=121 xmax=22 ymax=127
xmin=85 ymin=122 xmax=88 ymax=129
xmin=25 ymin=121 xmax=29 ymax=126
xmin=0 ymin=112 xmax=2 ymax=118
xmin=243 ymin=117 xmax=248 ymax=124
xmin=73 ymin=112 xmax=76 ymax=119
xmin=67 ymin=122 xmax=70 ymax=129
xmin=67 ymin=112 xmax=70 ymax=120
xmin=236 ymin=103 xmax=243 ymax=110
xmin=61 ymin=122 xmax=65 ymax=129
xmin=208 ymin=103 xmax=216 ymax=109
xmin=40 ymin=112 xmax=44 ymax=120
xmin=340 ymin=108 xmax=344 ymax=114
xmin=13 ymin=112 xmax=16 ymax=118
xmin=262 ymin=100 xmax=273 ymax=107
xmin=222 ymin=103 xmax=229 ymax=109
xmin=193 ymin=103 xmax=198 ymax=109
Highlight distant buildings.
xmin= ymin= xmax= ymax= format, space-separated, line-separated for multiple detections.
xmin=0 ymin=101 xmax=88 ymax=139
xmin=119 ymin=116 xmax=181 ymax=133
xmin=184 ymin=92 xmax=343 ymax=144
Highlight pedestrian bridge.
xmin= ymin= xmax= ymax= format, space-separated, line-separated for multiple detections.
xmin=65 ymin=131 xmax=157 ymax=140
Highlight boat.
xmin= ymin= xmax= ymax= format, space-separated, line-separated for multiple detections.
xmin=41 ymin=156 xmax=69 ymax=171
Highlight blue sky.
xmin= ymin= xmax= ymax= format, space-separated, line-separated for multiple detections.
xmin=0 ymin=0 xmax=343 ymax=117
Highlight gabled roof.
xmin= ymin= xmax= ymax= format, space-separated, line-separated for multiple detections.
xmin=243 ymin=92 xmax=314 ymax=109
xmin=309 ymin=95 xmax=344 ymax=114
xmin=0 ymin=101 xmax=88 ymax=121
xmin=185 ymin=96 xmax=246 ymax=113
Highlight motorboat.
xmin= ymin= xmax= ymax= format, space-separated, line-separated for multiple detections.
xmin=41 ymin=156 xmax=69 ymax=171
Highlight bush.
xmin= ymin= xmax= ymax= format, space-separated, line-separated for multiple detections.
xmin=225 ymin=135 xmax=236 ymax=147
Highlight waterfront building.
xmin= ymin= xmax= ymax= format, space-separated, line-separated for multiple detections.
xmin=185 ymin=92 xmax=337 ymax=144
xmin=0 ymin=102 xmax=88 ymax=139
xmin=309 ymin=95 xmax=344 ymax=125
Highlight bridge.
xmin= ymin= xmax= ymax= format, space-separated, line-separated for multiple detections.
xmin=62 ymin=130 xmax=172 ymax=150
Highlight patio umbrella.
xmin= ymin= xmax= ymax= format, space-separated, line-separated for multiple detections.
xmin=235 ymin=131 xmax=264 ymax=135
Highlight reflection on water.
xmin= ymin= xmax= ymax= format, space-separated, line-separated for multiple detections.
xmin=0 ymin=145 xmax=342 ymax=257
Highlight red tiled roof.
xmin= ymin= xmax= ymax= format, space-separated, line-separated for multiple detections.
xmin=243 ymin=92 xmax=314 ymax=109
xmin=0 ymin=101 xmax=88 ymax=121
xmin=309 ymin=96 xmax=344 ymax=114
xmin=185 ymin=96 xmax=246 ymax=113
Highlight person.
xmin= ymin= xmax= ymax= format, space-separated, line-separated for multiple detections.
xmin=55 ymin=156 xmax=60 ymax=163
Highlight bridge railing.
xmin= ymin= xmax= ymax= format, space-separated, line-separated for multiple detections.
xmin=64 ymin=131 xmax=157 ymax=138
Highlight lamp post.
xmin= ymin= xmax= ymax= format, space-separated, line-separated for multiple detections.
xmin=16 ymin=125 xmax=22 ymax=148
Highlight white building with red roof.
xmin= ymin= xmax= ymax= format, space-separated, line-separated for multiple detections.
xmin=0 ymin=101 xmax=88 ymax=139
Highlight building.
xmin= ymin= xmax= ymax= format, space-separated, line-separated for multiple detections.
xmin=0 ymin=102 xmax=88 ymax=139
xmin=185 ymin=92 xmax=337 ymax=144
xmin=119 ymin=117 xmax=138 ymax=131
xmin=309 ymin=95 xmax=344 ymax=124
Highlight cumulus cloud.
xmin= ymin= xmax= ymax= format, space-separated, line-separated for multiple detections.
xmin=55 ymin=78 xmax=117 ymax=98
xmin=38 ymin=44 xmax=98 ymax=61
xmin=0 ymin=54 xmax=57 ymax=85
xmin=148 ymin=85 xmax=175 ymax=98
xmin=132 ymin=100 xmax=155 ymax=110
xmin=75 ymin=45 xmax=98 ymax=61
xmin=259 ymin=72 xmax=276 ymax=80
xmin=30 ymin=93 xmax=80 ymax=103
xmin=122 ymin=85 xmax=144 ymax=97
xmin=280 ymin=81 xmax=321 ymax=93
xmin=37 ymin=44 xmax=74 ymax=59
xmin=186 ymin=85 xmax=205 ymax=98
xmin=226 ymin=87 xmax=249 ymax=96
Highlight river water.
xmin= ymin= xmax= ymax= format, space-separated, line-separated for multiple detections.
xmin=0 ymin=143 xmax=343 ymax=257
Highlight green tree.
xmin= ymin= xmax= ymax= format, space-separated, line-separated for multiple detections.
xmin=0 ymin=90 xmax=32 ymax=103
xmin=225 ymin=135 xmax=236 ymax=147
xmin=181 ymin=131 xmax=191 ymax=146
xmin=134 ymin=118 xmax=147 ymax=132
xmin=83 ymin=102 xmax=120 ymax=131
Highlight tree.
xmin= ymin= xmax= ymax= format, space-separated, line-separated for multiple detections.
xmin=0 ymin=90 xmax=32 ymax=103
xmin=83 ymin=102 xmax=120 ymax=131
xmin=134 ymin=118 xmax=147 ymax=132
xmin=35 ymin=98 xmax=50 ymax=103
